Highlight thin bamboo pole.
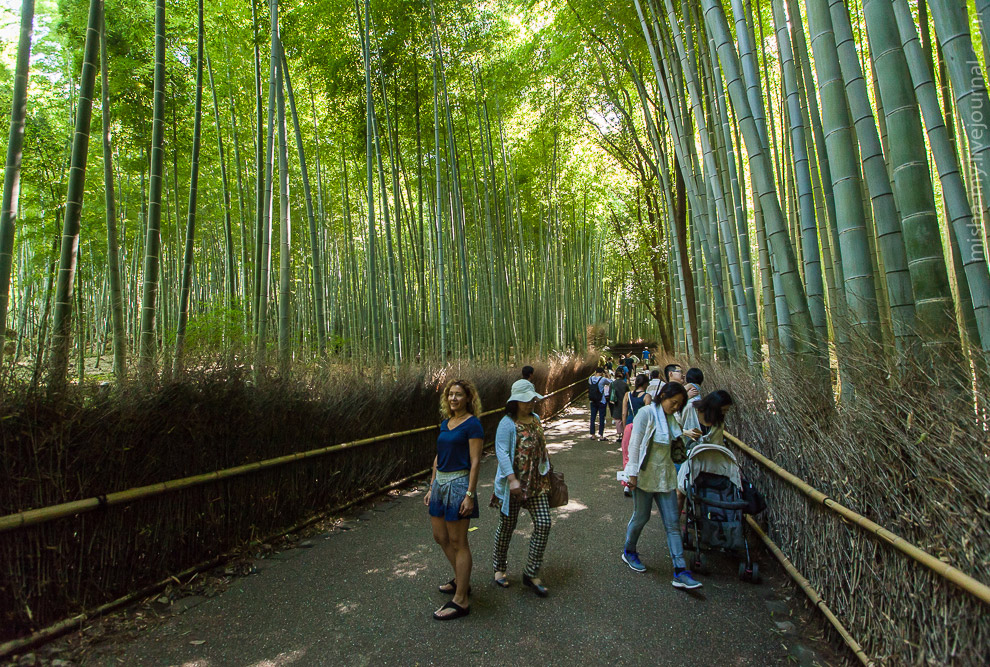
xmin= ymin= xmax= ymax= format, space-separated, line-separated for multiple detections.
xmin=745 ymin=516 xmax=873 ymax=666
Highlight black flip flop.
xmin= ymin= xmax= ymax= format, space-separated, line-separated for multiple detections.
xmin=432 ymin=600 xmax=470 ymax=620
xmin=438 ymin=578 xmax=471 ymax=595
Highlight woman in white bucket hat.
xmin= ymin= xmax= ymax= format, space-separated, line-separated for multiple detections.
xmin=490 ymin=379 xmax=553 ymax=597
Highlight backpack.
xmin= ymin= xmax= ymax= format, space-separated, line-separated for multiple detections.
xmin=610 ymin=378 xmax=626 ymax=404
xmin=588 ymin=377 xmax=603 ymax=403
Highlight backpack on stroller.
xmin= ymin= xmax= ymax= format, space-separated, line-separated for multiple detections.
xmin=678 ymin=443 xmax=765 ymax=583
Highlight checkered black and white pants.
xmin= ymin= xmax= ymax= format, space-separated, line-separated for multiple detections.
xmin=492 ymin=493 xmax=552 ymax=577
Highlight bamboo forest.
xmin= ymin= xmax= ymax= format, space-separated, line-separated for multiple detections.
xmin=1 ymin=0 xmax=988 ymax=664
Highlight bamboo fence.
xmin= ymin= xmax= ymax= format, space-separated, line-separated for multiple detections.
xmin=0 ymin=375 xmax=591 ymax=658
xmin=726 ymin=432 xmax=990 ymax=606
xmin=0 ymin=361 xmax=593 ymax=643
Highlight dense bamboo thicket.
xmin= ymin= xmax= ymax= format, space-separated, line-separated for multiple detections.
xmin=1 ymin=0 xmax=989 ymax=662
xmin=0 ymin=0 xmax=634 ymax=385
xmin=0 ymin=0 xmax=988 ymax=380
xmin=3 ymin=0 xmax=984 ymax=381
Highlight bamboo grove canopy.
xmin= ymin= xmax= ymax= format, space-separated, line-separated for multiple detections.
xmin=0 ymin=0 xmax=988 ymax=387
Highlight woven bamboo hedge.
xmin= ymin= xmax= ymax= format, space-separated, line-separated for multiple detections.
xmin=0 ymin=355 xmax=594 ymax=641
xmin=698 ymin=355 xmax=989 ymax=665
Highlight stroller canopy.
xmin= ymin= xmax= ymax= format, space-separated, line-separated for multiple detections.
xmin=677 ymin=443 xmax=742 ymax=492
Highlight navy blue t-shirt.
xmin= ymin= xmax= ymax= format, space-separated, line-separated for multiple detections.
xmin=436 ymin=415 xmax=484 ymax=472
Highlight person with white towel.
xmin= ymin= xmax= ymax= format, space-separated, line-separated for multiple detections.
xmin=619 ymin=382 xmax=703 ymax=590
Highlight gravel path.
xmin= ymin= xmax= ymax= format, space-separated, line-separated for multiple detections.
xmin=84 ymin=404 xmax=791 ymax=666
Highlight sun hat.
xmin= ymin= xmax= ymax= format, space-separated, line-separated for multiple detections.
xmin=507 ymin=379 xmax=544 ymax=404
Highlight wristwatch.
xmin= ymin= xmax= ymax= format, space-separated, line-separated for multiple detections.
xmin=465 ymin=490 xmax=475 ymax=498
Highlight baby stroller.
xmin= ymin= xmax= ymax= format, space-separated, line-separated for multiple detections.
xmin=678 ymin=443 xmax=764 ymax=583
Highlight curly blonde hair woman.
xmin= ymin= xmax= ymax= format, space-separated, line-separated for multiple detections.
xmin=438 ymin=378 xmax=483 ymax=418
xmin=425 ymin=379 xmax=484 ymax=620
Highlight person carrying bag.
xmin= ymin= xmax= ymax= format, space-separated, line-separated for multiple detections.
xmin=491 ymin=379 xmax=555 ymax=597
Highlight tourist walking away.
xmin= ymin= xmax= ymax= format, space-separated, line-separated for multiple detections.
xmin=624 ymin=354 xmax=636 ymax=377
xmin=642 ymin=347 xmax=650 ymax=363
xmin=647 ymin=369 xmax=662 ymax=398
xmin=610 ymin=367 xmax=629 ymax=439
xmin=425 ymin=379 xmax=484 ymax=620
xmin=621 ymin=382 xmax=703 ymax=589
xmin=491 ymin=379 xmax=553 ymax=597
xmin=620 ymin=373 xmax=651 ymax=497
xmin=588 ymin=367 xmax=609 ymax=440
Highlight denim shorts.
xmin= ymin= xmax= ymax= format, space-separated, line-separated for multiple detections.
xmin=428 ymin=474 xmax=479 ymax=522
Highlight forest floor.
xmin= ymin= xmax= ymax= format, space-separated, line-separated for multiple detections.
xmin=21 ymin=404 xmax=838 ymax=666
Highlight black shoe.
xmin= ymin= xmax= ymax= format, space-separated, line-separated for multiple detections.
xmin=522 ymin=574 xmax=549 ymax=598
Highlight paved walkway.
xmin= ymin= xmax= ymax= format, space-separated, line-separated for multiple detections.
xmin=85 ymin=405 xmax=794 ymax=666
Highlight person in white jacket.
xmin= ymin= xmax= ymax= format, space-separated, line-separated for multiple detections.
xmin=620 ymin=382 xmax=703 ymax=590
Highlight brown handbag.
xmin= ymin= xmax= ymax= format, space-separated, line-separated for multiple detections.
xmin=548 ymin=466 xmax=569 ymax=508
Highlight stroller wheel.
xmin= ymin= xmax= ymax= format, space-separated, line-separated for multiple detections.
xmin=693 ymin=552 xmax=705 ymax=574
xmin=738 ymin=562 xmax=747 ymax=581
xmin=750 ymin=562 xmax=761 ymax=584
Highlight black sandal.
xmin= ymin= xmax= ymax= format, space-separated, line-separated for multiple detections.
xmin=438 ymin=578 xmax=471 ymax=595
xmin=523 ymin=573 xmax=549 ymax=597
xmin=432 ymin=600 xmax=470 ymax=620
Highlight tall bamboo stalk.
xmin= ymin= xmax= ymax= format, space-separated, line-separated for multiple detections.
xmin=206 ymin=55 xmax=236 ymax=311
xmin=138 ymin=0 xmax=166 ymax=378
xmin=281 ymin=52 xmax=327 ymax=355
xmin=100 ymin=0 xmax=125 ymax=378
xmin=863 ymin=0 xmax=959 ymax=352
xmin=48 ymin=0 xmax=103 ymax=389
xmin=173 ymin=0 xmax=205 ymax=375
xmin=893 ymin=0 xmax=990 ymax=353
xmin=805 ymin=0 xmax=884 ymax=351
xmin=0 ymin=0 xmax=35 ymax=356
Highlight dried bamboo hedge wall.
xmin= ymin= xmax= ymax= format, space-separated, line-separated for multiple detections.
xmin=0 ymin=354 xmax=594 ymax=641
xmin=699 ymin=354 xmax=988 ymax=665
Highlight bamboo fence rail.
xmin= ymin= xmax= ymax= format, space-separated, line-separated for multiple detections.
xmin=745 ymin=515 xmax=873 ymax=666
xmin=725 ymin=432 xmax=990 ymax=606
xmin=0 ymin=377 xmax=590 ymax=535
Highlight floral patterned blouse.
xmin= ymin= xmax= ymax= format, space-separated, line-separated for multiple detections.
xmin=514 ymin=418 xmax=550 ymax=498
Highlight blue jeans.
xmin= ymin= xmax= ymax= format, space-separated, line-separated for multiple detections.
xmin=590 ymin=401 xmax=606 ymax=436
xmin=624 ymin=487 xmax=686 ymax=569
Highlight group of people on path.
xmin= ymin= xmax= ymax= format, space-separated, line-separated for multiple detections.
xmin=424 ymin=359 xmax=733 ymax=621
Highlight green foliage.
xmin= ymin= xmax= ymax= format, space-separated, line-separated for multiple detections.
xmin=166 ymin=301 xmax=249 ymax=353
